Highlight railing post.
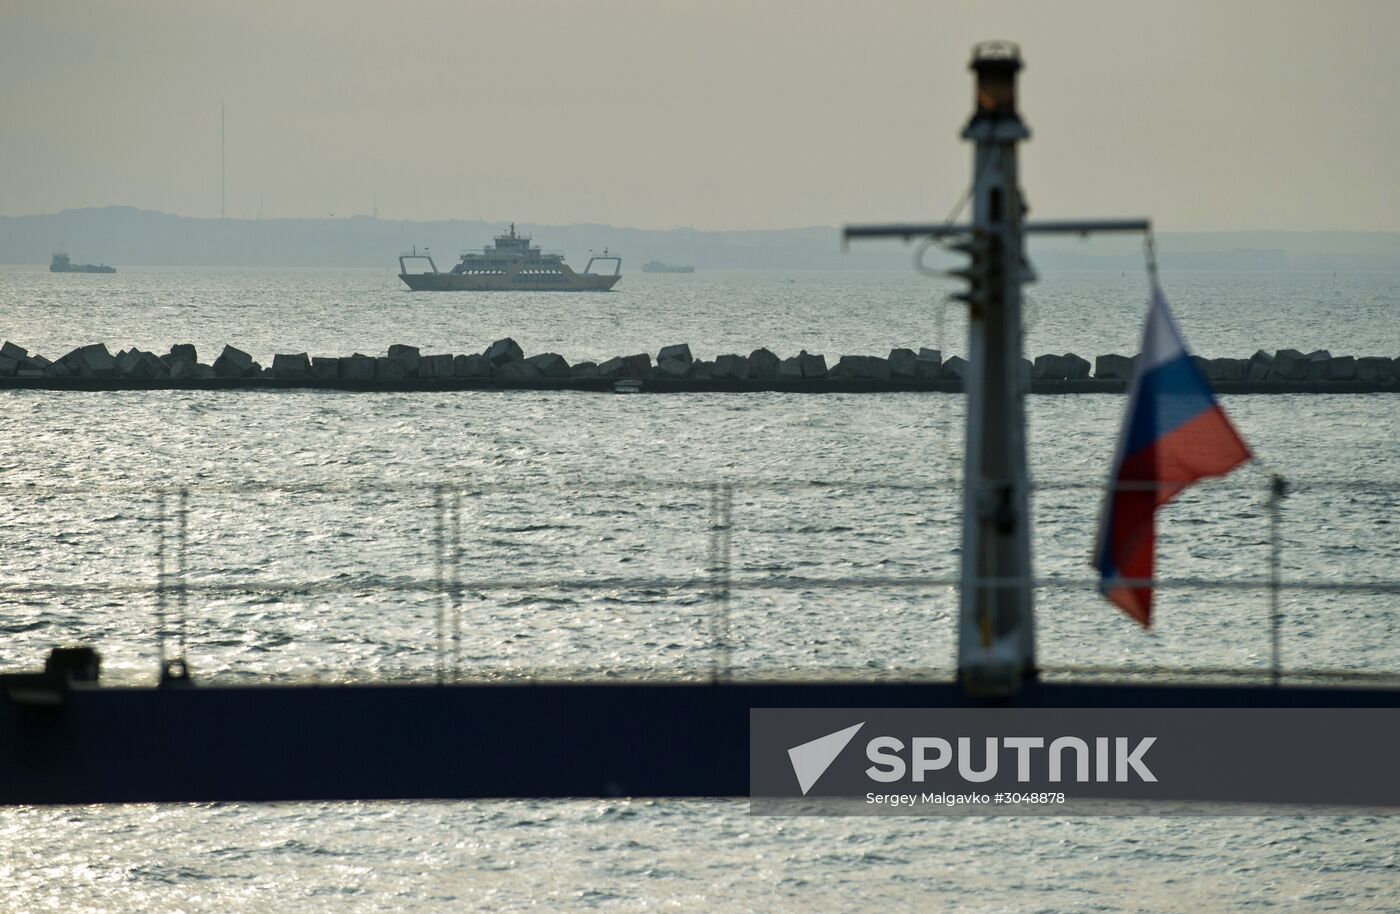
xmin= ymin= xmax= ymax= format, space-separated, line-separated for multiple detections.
xmin=154 ymin=491 xmax=167 ymax=674
xmin=1269 ymin=474 xmax=1288 ymax=687
xmin=433 ymin=483 xmax=446 ymax=685
xmin=177 ymin=486 xmax=189 ymax=662
xmin=450 ymin=487 xmax=463 ymax=682
xmin=157 ymin=487 xmax=192 ymax=686
xmin=708 ymin=483 xmax=734 ymax=681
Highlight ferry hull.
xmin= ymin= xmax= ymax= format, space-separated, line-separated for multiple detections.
xmin=400 ymin=272 xmax=620 ymax=292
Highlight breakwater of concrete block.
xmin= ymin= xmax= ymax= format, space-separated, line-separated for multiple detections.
xmin=0 ymin=340 xmax=1396 ymax=394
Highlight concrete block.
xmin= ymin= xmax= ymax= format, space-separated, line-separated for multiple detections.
xmin=44 ymin=361 xmax=73 ymax=378
xmin=798 ymin=351 xmax=827 ymax=378
xmin=375 ymin=356 xmax=407 ymax=380
xmin=748 ymin=347 xmax=780 ymax=379
xmin=167 ymin=344 xmax=198 ymax=365
xmin=16 ymin=369 xmax=44 ymax=378
xmin=1300 ymin=350 xmax=1331 ymax=381
xmin=691 ymin=360 xmax=715 ymax=379
xmin=597 ymin=357 xmax=628 ymax=379
xmin=0 ymin=357 xmax=16 ymax=377
xmin=169 ymin=359 xmax=201 ymax=380
xmin=777 ymin=356 xmax=803 ymax=379
xmin=1273 ymin=349 xmax=1309 ymax=380
xmin=918 ymin=347 xmax=942 ymax=362
xmin=1356 ymin=357 xmax=1393 ymax=382
xmin=1328 ymin=355 xmax=1356 ymax=380
xmin=484 ymin=338 xmax=523 ymax=367
xmin=195 ymin=364 xmax=217 ymax=379
xmin=161 ymin=352 xmax=196 ymax=372
xmin=523 ymin=353 xmax=570 ymax=379
xmin=1304 ymin=358 xmax=1332 ymax=381
xmin=340 ymin=355 xmax=376 ymax=380
xmin=59 ymin=343 xmax=118 ymax=378
xmin=386 ymin=344 xmax=421 ymax=375
xmin=622 ymin=353 xmax=653 ymax=378
xmin=213 ymin=345 xmax=256 ymax=378
xmin=914 ymin=357 xmax=941 ymax=380
xmin=0 ymin=342 xmax=27 ymax=361
xmin=1062 ymin=354 xmax=1090 ymax=380
xmin=888 ymin=348 xmax=918 ymax=378
xmin=117 ymin=349 xmax=143 ymax=377
xmin=713 ymin=354 xmax=751 ymax=379
xmin=311 ymin=357 xmax=339 ymax=379
xmin=941 ymin=356 xmax=969 ymax=380
xmin=1207 ymin=358 xmax=1247 ymax=382
xmin=832 ymin=355 xmax=890 ymax=380
xmin=28 ymin=354 xmax=51 ymax=369
xmin=494 ymin=360 xmax=543 ymax=381
xmin=1246 ymin=353 xmax=1273 ymax=382
xmin=230 ymin=348 xmax=258 ymax=375
xmin=656 ymin=357 xmax=691 ymax=379
xmin=124 ymin=349 xmax=169 ymax=379
xmin=271 ymin=352 xmax=311 ymax=378
xmin=419 ymin=353 xmax=455 ymax=378
xmin=658 ymin=343 xmax=693 ymax=365
xmin=570 ymin=361 xmax=600 ymax=379
xmin=452 ymin=354 xmax=491 ymax=378
xmin=1032 ymin=354 xmax=1066 ymax=380
xmin=1095 ymin=354 xmax=1134 ymax=380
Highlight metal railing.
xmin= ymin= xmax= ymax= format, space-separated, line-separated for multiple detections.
xmin=0 ymin=476 xmax=1397 ymax=685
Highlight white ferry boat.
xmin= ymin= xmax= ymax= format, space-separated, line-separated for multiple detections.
xmin=398 ymin=225 xmax=621 ymax=291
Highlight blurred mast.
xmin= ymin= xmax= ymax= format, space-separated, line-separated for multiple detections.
xmin=220 ymin=104 xmax=226 ymax=219
xmin=843 ymin=42 xmax=1149 ymax=697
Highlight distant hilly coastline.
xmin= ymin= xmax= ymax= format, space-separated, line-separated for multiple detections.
xmin=1 ymin=206 xmax=1398 ymax=272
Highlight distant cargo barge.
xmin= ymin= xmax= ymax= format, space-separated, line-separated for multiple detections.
xmin=50 ymin=253 xmax=115 ymax=274
xmin=642 ymin=260 xmax=694 ymax=273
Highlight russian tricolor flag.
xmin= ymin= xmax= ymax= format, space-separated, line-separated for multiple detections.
xmin=1093 ymin=286 xmax=1252 ymax=626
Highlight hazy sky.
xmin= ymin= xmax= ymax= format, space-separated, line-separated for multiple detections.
xmin=3 ymin=0 xmax=1399 ymax=231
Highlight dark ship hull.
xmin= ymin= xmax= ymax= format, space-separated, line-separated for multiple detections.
xmin=400 ymin=269 xmax=620 ymax=292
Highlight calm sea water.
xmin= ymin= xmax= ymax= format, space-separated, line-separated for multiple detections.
xmin=1 ymin=265 xmax=1398 ymax=912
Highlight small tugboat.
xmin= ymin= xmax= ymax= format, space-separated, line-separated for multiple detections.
xmin=398 ymin=224 xmax=621 ymax=291
xmin=642 ymin=260 xmax=695 ymax=273
xmin=50 ymin=253 xmax=115 ymax=274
